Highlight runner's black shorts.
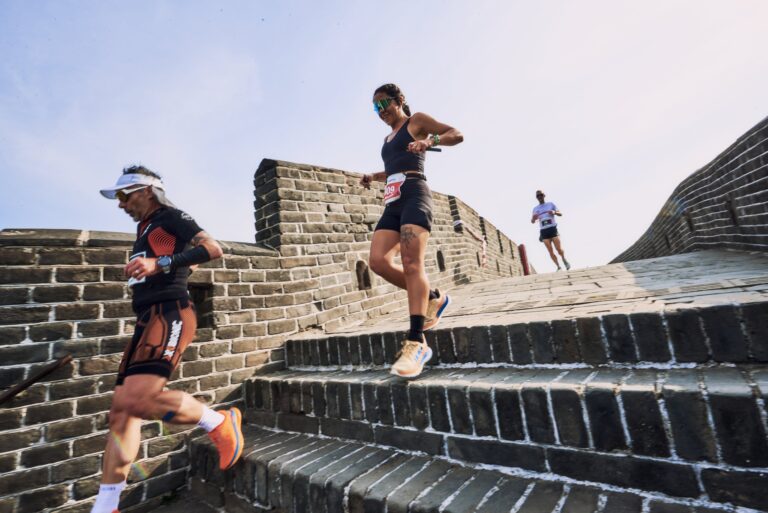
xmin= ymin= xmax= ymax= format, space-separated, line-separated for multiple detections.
xmin=539 ymin=226 xmax=559 ymax=241
xmin=116 ymin=297 xmax=197 ymax=386
xmin=375 ymin=176 xmax=433 ymax=233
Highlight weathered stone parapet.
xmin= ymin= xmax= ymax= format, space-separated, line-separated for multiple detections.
xmin=613 ymin=115 xmax=768 ymax=262
xmin=0 ymin=230 xmax=284 ymax=512
xmin=252 ymin=159 xmax=525 ymax=331
xmin=0 ymin=160 xmax=524 ymax=511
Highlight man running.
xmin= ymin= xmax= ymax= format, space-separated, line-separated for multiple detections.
xmin=92 ymin=166 xmax=243 ymax=513
xmin=531 ymin=189 xmax=571 ymax=271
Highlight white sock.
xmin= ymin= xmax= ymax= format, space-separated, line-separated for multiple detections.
xmin=197 ymin=406 xmax=225 ymax=432
xmin=91 ymin=481 xmax=126 ymax=513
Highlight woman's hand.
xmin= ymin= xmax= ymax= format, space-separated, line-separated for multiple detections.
xmin=360 ymin=174 xmax=372 ymax=189
xmin=407 ymin=138 xmax=432 ymax=153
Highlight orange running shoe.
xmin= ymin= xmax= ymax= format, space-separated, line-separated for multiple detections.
xmin=424 ymin=289 xmax=450 ymax=331
xmin=207 ymin=408 xmax=244 ymax=470
xmin=391 ymin=338 xmax=432 ymax=378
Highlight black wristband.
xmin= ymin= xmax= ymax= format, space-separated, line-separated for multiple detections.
xmin=171 ymin=245 xmax=211 ymax=269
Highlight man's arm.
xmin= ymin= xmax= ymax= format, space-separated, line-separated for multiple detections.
xmin=124 ymin=230 xmax=222 ymax=279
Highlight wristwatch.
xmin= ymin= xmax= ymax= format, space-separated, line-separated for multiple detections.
xmin=157 ymin=255 xmax=173 ymax=274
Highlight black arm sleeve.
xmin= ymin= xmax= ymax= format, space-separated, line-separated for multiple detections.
xmin=171 ymin=245 xmax=211 ymax=269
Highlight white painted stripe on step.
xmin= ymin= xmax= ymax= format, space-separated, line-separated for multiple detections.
xmin=548 ymin=371 xmax=569 ymax=446
xmin=474 ymin=477 xmax=505 ymax=512
xmin=382 ymin=459 xmax=433 ymax=513
xmin=243 ymin=434 xmax=302 ymax=458
xmin=357 ymin=457 xmax=413 ymax=512
xmin=616 ymin=370 xmax=634 ymax=451
xmin=438 ymin=474 xmax=476 ymax=513
xmin=698 ymin=369 xmax=725 ymax=464
xmin=655 ymin=371 xmax=679 ymax=461
xmin=490 ymin=386 xmax=502 ymax=439
xmin=581 ymin=370 xmax=599 ymax=450
xmin=551 ymin=484 xmax=571 ymax=513
xmin=509 ymin=482 xmax=536 ymax=513
xmin=444 ymin=387 xmax=455 ymax=434
xmin=597 ymin=316 xmax=612 ymax=363
xmin=411 ymin=468 xmax=451 ymax=504
xmin=320 ymin=449 xmax=381 ymax=497
xmin=660 ymin=314 xmax=678 ymax=363
xmin=289 ymin=360 xmax=712 ymax=372
xmin=596 ymin=493 xmax=608 ymax=513
xmin=342 ymin=454 xmax=400 ymax=513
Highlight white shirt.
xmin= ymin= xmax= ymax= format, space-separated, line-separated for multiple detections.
xmin=533 ymin=202 xmax=558 ymax=229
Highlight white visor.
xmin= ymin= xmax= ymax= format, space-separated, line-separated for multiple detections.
xmin=100 ymin=173 xmax=165 ymax=199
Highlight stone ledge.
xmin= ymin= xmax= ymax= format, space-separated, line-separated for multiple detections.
xmin=242 ymin=367 xmax=768 ymax=472
xmin=188 ymin=425 xmax=746 ymax=512
xmin=285 ymin=301 xmax=768 ymax=368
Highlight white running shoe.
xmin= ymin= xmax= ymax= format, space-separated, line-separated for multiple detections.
xmin=390 ymin=338 xmax=432 ymax=378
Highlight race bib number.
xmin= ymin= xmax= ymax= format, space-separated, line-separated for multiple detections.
xmin=384 ymin=173 xmax=406 ymax=205
xmin=127 ymin=251 xmax=147 ymax=287
xmin=541 ymin=219 xmax=553 ymax=227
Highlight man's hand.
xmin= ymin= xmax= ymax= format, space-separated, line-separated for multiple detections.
xmin=125 ymin=257 xmax=159 ymax=280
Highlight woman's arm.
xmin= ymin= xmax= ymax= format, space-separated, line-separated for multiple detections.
xmin=360 ymin=171 xmax=387 ymax=188
xmin=407 ymin=112 xmax=464 ymax=152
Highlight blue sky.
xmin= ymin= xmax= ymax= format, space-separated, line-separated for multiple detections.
xmin=1 ymin=1 xmax=767 ymax=269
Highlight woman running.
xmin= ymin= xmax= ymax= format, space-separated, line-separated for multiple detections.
xmin=360 ymin=83 xmax=463 ymax=378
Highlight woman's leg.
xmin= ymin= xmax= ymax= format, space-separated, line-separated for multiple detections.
xmin=399 ymin=224 xmax=431 ymax=317
xmin=369 ymin=229 xmax=407 ymax=289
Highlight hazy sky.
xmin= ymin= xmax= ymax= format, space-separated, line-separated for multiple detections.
xmin=2 ymin=1 xmax=767 ymax=270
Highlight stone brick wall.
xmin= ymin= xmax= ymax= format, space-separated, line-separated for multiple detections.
xmin=613 ymin=115 xmax=768 ymax=262
xmin=253 ymin=159 xmax=526 ymax=331
xmin=0 ymin=160 xmax=524 ymax=512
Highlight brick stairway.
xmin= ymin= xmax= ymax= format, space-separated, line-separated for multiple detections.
xmin=187 ymin=250 xmax=768 ymax=513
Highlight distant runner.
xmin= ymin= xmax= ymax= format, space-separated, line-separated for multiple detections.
xmin=531 ymin=189 xmax=571 ymax=271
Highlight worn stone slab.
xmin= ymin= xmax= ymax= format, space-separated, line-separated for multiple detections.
xmin=304 ymin=249 xmax=768 ymax=336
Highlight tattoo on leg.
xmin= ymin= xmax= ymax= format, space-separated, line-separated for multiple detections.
xmin=400 ymin=227 xmax=416 ymax=249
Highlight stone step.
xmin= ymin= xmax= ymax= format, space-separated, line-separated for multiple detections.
xmin=188 ymin=425 xmax=729 ymax=513
xmin=238 ymin=367 xmax=768 ymax=508
xmin=285 ymin=301 xmax=768 ymax=370
xmin=244 ymin=367 xmax=768 ymax=470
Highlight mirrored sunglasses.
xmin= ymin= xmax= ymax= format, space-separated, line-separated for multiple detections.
xmin=373 ymin=97 xmax=397 ymax=114
xmin=116 ymin=186 xmax=149 ymax=202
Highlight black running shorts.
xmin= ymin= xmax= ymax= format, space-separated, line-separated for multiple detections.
xmin=539 ymin=226 xmax=559 ymax=241
xmin=375 ymin=177 xmax=433 ymax=233
xmin=116 ymin=298 xmax=197 ymax=386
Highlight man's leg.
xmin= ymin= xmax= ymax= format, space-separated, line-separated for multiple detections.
xmin=552 ymin=237 xmax=570 ymax=269
xmin=543 ymin=238 xmax=560 ymax=268
xmin=92 ymin=376 xmax=166 ymax=513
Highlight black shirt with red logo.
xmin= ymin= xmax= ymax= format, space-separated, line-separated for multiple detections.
xmin=129 ymin=207 xmax=203 ymax=312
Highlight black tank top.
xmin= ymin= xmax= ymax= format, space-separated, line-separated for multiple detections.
xmin=381 ymin=118 xmax=425 ymax=176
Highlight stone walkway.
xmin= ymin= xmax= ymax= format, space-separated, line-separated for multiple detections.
xmin=327 ymin=249 xmax=768 ymax=335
